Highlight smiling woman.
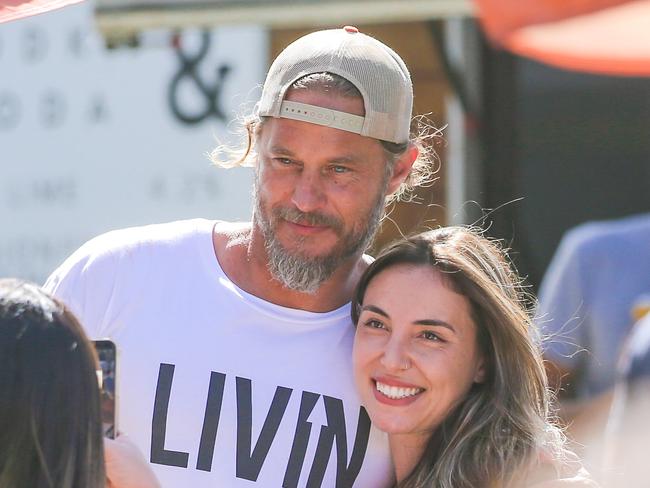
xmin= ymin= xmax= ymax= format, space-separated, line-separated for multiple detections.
xmin=351 ymin=227 xmax=596 ymax=488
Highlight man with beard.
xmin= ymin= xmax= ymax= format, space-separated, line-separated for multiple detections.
xmin=44 ymin=27 xmax=434 ymax=487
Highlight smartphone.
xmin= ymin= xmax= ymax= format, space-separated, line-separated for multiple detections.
xmin=94 ymin=339 xmax=117 ymax=439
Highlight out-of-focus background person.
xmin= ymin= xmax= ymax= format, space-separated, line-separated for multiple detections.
xmin=538 ymin=213 xmax=650 ymax=402
xmin=535 ymin=214 xmax=650 ymax=480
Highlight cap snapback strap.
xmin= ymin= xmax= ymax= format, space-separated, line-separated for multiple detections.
xmin=279 ymin=101 xmax=364 ymax=134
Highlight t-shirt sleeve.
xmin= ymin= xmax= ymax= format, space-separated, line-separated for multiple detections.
xmin=536 ymin=228 xmax=591 ymax=368
xmin=43 ymin=236 xmax=120 ymax=339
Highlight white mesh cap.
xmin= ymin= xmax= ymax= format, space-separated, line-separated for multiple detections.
xmin=258 ymin=26 xmax=413 ymax=144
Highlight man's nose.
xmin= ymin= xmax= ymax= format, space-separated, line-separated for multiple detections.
xmin=291 ymin=171 xmax=326 ymax=213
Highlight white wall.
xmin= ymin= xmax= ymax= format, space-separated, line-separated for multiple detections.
xmin=0 ymin=1 xmax=266 ymax=282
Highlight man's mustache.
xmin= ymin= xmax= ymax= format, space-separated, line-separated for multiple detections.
xmin=273 ymin=207 xmax=343 ymax=233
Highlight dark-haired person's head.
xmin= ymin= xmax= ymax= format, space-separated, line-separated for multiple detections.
xmin=0 ymin=279 xmax=105 ymax=488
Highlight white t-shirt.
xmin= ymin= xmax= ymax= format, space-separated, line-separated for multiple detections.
xmin=45 ymin=218 xmax=393 ymax=487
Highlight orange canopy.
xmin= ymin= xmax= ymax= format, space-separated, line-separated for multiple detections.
xmin=0 ymin=0 xmax=83 ymax=23
xmin=474 ymin=0 xmax=650 ymax=77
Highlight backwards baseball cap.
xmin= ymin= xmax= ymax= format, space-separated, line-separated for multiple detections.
xmin=258 ymin=26 xmax=413 ymax=145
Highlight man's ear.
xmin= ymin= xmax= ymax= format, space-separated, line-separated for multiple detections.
xmin=386 ymin=144 xmax=418 ymax=196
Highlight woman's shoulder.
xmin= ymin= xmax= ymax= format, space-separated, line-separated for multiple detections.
xmin=526 ymin=454 xmax=599 ymax=488
xmin=528 ymin=471 xmax=598 ymax=487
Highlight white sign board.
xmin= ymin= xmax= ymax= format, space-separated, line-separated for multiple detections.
xmin=0 ymin=1 xmax=267 ymax=283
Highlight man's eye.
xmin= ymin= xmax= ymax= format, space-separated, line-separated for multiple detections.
xmin=421 ymin=331 xmax=441 ymax=342
xmin=275 ymin=158 xmax=293 ymax=165
xmin=332 ymin=165 xmax=349 ymax=174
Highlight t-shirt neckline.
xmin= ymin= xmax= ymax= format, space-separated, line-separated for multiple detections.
xmin=198 ymin=219 xmax=352 ymax=324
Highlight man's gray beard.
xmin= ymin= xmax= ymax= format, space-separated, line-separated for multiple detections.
xmin=254 ymin=187 xmax=386 ymax=294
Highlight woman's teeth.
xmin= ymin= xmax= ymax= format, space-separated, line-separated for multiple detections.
xmin=375 ymin=381 xmax=423 ymax=399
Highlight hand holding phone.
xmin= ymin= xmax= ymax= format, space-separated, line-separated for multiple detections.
xmin=94 ymin=339 xmax=117 ymax=439
xmin=105 ymin=434 xmax=161 ymax=488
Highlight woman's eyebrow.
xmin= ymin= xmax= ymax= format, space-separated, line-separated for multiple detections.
xmin=361 ymin=304 xmax=389 ymax=318
xmin=414 ymin=319 xmax=456 ymax=333
xmin=362 ymin=305 xmax=457 ymax=333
